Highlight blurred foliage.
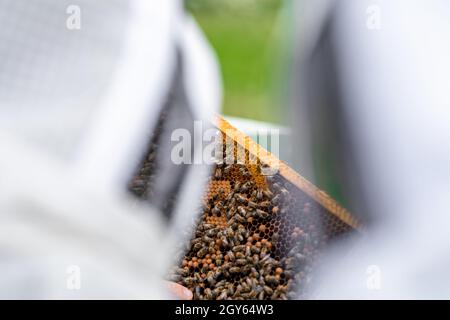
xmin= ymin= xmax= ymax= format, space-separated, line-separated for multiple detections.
xmin=187 ymin=0 xmax=285 ymax=123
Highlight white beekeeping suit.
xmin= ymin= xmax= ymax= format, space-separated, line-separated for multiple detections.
xmin=292 ymin=0 xmax=450 ymax=298
xmin=0 ymin=0 xmax=221 ymax=298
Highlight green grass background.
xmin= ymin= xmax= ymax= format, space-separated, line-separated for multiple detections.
xmin=187 ymin=0 xmax=285 ymax=123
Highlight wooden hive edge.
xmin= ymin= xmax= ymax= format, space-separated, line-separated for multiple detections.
xmin=213 ymin=115 xmax=361 ymax=231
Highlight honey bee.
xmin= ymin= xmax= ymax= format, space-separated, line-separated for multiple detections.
xmin=244 ymin=210 xmax=254 ymax=219
xmin=236 ymin=259 xmax=247 ymax=266
xmin=213 ymin=279 xmax=225 ymax=288
xmin=265 ymin=275 xmax=279 ymax=286
xmin=242 ymin=264 xmax=252 ymax=273
xmin=225 ymin=191 xmax=234 ymax=202
xmin=235 ymin=213 xmax=246 ymax=224
xmin=232 ymin=245 xmax=246 ymax=252
xmin=223 ymin=164 xmax=232 ymax=173
xmin=218 ymin=290 xmax=228 ymax=300
xmin=263 ymin=286 xmax=273 ymax=295
xmin=251 ymin=246 xmax=260 ymax=254
xmin=182 ymin=277 xmax=194 ymax=286
xmin=222 ymin=262 xmax=232 ymax=270
xmin=227 ymin=251 xmax=235 ymax=262
xmin=256 ymin=209 xmax=269 ymax=219
xmin=260 ymin=254 xmax=270 ymax=265
xmin=277 ymin=285 xmax=287 ymax=294
xmin=235 ymin=194 xmax=247 ymax=204
xmin=199 ymin=223 xmax=214 ymax=231
xmin=237 ymin=225 xmax=248 ymax=236
xmin=227 ymin=283 xmax=235 ymax=296
xmin=211 ymin=206 xmax=221 ymax=216
xmin=259 ymin=276 xmax=265 ymax=286
xmin=194 ymin=286 xmax=202 ymax=299
xmin=197 ymin=247 xmax=208 ymax=258
xmin=240 ymin=181 xmax=252 ymax=192
xmin=247 ymin=201 xmax=257 ymax=208
xmin=220 ymin=236 xmax=229 ymax=248
xmin=227 ymin=217 xmax=236 ymax=227
xmin=204 ymin=288 xmax=214 ymax=300
xmin=229 ymin=267 xmax=241 ymax=274
xmin=191 ymin=237 xmax=202 ymax=245
xmin=202 ymin=235 xmax=214 ymax=242
xmin=233 ymin=286 xmax=241 ymax=297
xmin=175 ymin=268 xmax=189 ymax=277
xmin=240 ymin=281 xmax=250 ymax=292
xmin=215 ymin=168 xmax=222 ymax=179
xmin=238 ymin=166 xmax=248 ymax=175
xmin=258 ymin=201 xmax=270 ymax=208
xmin=206 ymin=228 xmax=219 ymax=237
xmin=237 ymin=206 xmax=246 ymax=216
xmin=226 ymin=227 xmax=234 ymax=237
xmin=235 ymin=252 xmax=245 ymax=259
xmin=263 ymin=189 xmax=273 ymax=198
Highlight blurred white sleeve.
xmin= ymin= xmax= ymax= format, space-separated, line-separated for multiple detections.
xmin=312 ymin=0 xmax=450 ymax=299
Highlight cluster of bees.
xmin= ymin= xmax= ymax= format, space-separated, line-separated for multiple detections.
xmin=169 ymin=157 xmax=353 ymax=300
xmin=128 ymin=110 xmax=164 ymax=201
xmin=128 ymin=116 xmax=355 ymax=300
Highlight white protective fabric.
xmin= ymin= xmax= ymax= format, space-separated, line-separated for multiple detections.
xmin=0 ymin=0 xmax=221 ymax=298
xmin=294 ymin=0 xmax=450 ymax=299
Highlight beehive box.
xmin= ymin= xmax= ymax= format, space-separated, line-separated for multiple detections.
xmin=130 ymin=115 xmax=360 ymax=300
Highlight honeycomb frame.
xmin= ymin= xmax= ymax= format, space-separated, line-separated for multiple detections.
xmin=167 ymin=116 xmax=361 ymax=300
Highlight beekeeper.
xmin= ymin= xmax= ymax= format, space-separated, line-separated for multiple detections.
xmin=0 ymin=0 xmax=221 ymax=299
